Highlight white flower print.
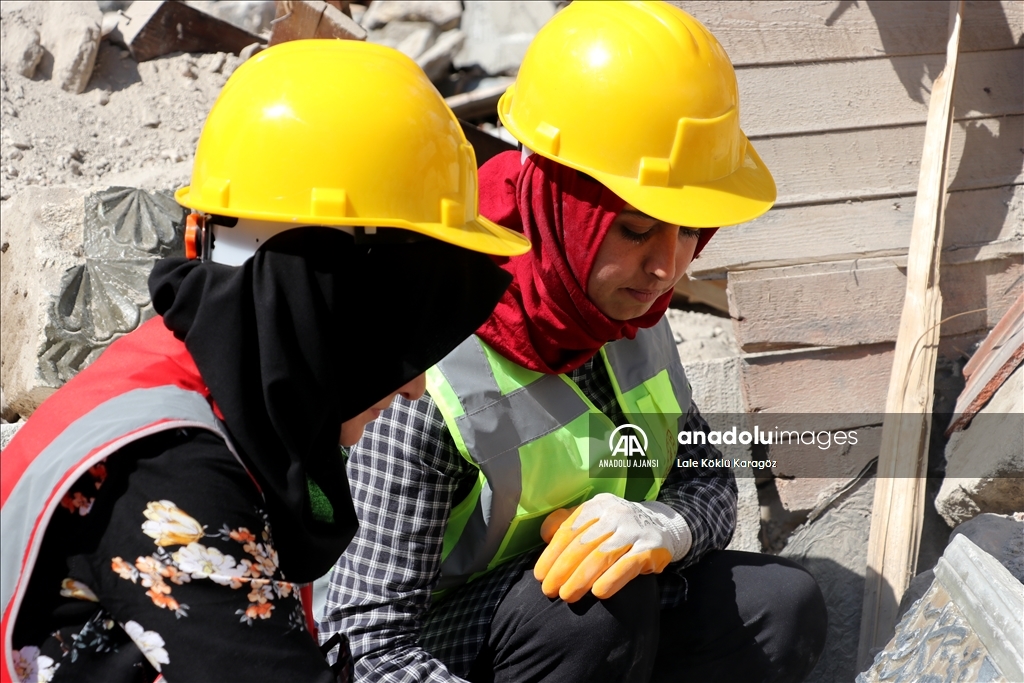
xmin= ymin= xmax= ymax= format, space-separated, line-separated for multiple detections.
xmin=13 ymin=646 xmax=39 ymax=682
xmin=141 ymin=500 xmax=204 ymax=546
xmin=36 ymin=655 xmax=57 ymax=682
xmin=172 ymin=542 xmax=245 ymax=586
xmin=123 ymin=620 xmax=169 ymax=672
xmin=10 ymin=647 xmax=58 ymax=682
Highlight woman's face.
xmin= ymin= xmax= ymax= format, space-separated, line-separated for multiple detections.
xmin=339 ymin=373 xmax=427 ymax=446
xmin=586 ymin=205 xmax=702 ymax=321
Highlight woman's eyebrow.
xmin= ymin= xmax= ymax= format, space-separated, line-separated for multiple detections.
xmin=619 ymin=210 xmax=658 ymax=222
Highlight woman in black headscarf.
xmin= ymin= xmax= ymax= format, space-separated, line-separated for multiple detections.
xmin=0 ymin=41 xmax=526 ymax=683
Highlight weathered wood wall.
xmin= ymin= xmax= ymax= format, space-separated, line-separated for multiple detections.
xmin=672 ymin=1 xmax=1023 ymax=440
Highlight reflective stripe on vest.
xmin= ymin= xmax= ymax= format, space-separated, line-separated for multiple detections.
xmin=0 ymin=318 xmax=246 ymax=682
xmin=1 ymin=387 xmax=230 ymax=681
xmin=428 ymin=317 xmax=691 ymax=589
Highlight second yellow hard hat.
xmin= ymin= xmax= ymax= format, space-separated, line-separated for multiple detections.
xmin=498 ymin=1 xmax=775 ymax=228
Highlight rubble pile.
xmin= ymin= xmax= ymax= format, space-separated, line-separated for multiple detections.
xmin=0 ymin=1 xmax=564 ymax=204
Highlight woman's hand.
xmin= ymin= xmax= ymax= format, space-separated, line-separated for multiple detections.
xmin=534 ymin=493 xmax=691 ymax=603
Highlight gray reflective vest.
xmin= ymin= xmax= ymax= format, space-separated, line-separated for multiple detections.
xmin=427 ymin=317 xmax=691 ymax=589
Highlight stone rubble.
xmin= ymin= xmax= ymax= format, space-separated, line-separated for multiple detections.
xmin=859 ymin=534 xmax=1024 ymax=683
xmin=360 ymin=0 xmax=462 ymax=31
xmin=39 ymin=2 xmax=104 ymax=94
xmin=936 ymin=366 xmax=1024 ymax=527
xmin=0 ymin=185 xmax=185 ymax=420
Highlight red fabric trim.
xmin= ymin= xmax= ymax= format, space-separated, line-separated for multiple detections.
xmin=1 ymin=316 xmax=217 ymax=683
xmin=1 ymin=318 xmax=211 ymax=508
xmin=299 ymin=584 xmax=317 ymax=641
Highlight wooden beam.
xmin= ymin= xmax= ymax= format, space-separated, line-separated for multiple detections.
xmin=691 ymin=184 xmax=1023 ymax=278
xmin=728 ymin=255 xmax=1023 ymax=351
xmin=858 ymin=1 xmax=965 ymax=670
xmin=737 ymin=49 xmax=1022 ymax=138
xmin=670 ymin=1 xmax=1022 ymax=66
xmin=946 ymin=292 xmax=1024 ymax=434
xmin=751 ymin=114 xmax=1022 ymax=208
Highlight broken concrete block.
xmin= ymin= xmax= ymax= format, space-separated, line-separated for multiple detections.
xmin=936 ymin=366 xmax=1024 ymax=527
xmin=38 ymin=2 xmax=102 ymax=94
xmin=369 ymin=21 xmax=439 ymax=61
xmin=1 ymin=24 xmax=45 ymax=79
xmin=781 ymin=476 xmax=875 ymax=683
xmin=949 ymin=512 xmax=1024 ymax=583
xmin=268 ymin=0 xmax=366 ymax=46
xmin=187 ymin=0 xmax=278 ymax=36
xmin=118 ymin=1 xmax=266 ymax=62
xmin=360 ymin=0 xmax=462 ymax=31
xmin=897 ymin=512 xmax=1024 ymax=622
xmin=0 ymin=187 xmax=185 ymax=420
xmin=858 ymin=535 xmax=1024 ymax=683
xmin=455 ymin=1 xmax=556 ymax=75
xmin=2 ymin=187 xmax=86 ymax=420
xmin=417 ymin=28 xmax=465 ymax=81
xmin=1 ymin=420 xmax=24 ymax=451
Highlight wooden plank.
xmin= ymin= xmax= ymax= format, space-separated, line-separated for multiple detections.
xmin=671 ymin=1 xmax=1022 ymax=66
xmin=948 ymin=328 xmax=1024 ymax=431
xmin=741 ymin=343 xmax=894 ymax=418
xmin=947 ymin=292 xmax=1024 ymax=434
xmin=772 ymin=425 xmax=883 ymax=509
xmin=268 ymin=0 xmax=365 ymax=45
xmin=729 ymin=255 xmax=1024 ymax=351
xmin=756 ymin=115 xmax=1022 ymax=207
xmin=738 ymin=332 xmax=986 ymax=421
xmin=739 ymin=49 xmax=1022 ymax=137
xmin=961 ymin=291 xmax=1024 ymax=380
xmin=692 ymin=184 xmax=1024 ymax=277
xmin=860 ymin=2 xmax=964 ymax=667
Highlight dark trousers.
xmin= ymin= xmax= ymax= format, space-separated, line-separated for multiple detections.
xmin=468 ymin=551 xmax=827 ymax=683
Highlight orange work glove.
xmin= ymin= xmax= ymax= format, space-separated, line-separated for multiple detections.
xmin=534 ymin=493 xmax=692 ymax=603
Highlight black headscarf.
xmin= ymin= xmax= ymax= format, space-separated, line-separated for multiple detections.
xmin=149 ymin=227 xmax=510 ymax=582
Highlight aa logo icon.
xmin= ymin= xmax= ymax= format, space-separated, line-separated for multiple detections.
xmin=609 ymin=424 xmax=648 ymax=458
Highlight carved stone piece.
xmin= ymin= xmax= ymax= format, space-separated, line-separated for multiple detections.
xmin=858 ymin=535 xmax=1024 ymax=683
xmin=1 ymin=187 xmax=184 ymax=419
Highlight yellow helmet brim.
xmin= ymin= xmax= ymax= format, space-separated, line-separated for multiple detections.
xmin=176 ymin=186 xmax=530 ymax=257
xmin=588 ymin=141 xmax=777 ymax=229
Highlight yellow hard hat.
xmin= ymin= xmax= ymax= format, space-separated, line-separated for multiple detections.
xmin=497 ymin=1 xmax=775 ymax=228
xmin=176 ymin=40 xmax=530 ymax=256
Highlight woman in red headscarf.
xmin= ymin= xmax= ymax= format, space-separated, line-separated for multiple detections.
xmin=317 ymin=147 xmax=825 ymax=683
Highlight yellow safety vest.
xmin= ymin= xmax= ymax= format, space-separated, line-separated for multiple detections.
xmin=427 ymin=317 xmax=690 ymax=590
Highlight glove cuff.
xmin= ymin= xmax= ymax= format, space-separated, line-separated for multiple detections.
xmin=640 ymin=500 xmax=693 ymax=562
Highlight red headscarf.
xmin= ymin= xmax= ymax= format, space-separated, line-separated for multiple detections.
xmin=476 ymin=151 xmax=716 ymax=374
